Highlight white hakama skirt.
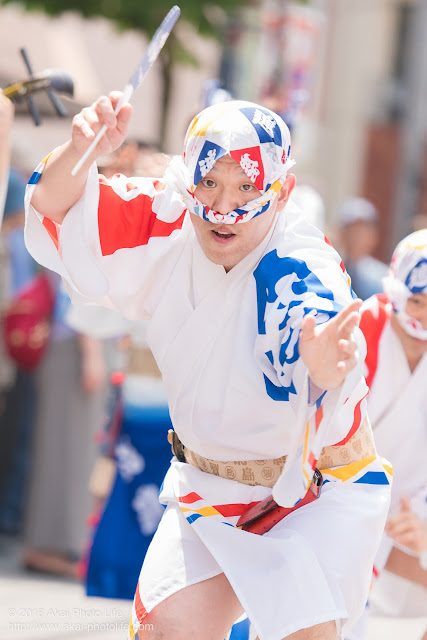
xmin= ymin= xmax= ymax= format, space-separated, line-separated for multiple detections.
xmin=130 ymin=456 xmax=391 ymax=640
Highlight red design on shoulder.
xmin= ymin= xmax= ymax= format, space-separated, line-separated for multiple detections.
xmin=360 ymin=294 xmax=389 ymax=388
xmin=98 ymin=180 xmax=185 ymax=256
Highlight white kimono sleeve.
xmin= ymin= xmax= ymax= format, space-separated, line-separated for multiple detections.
xmin=252 ymin=230 xmax=369 ymax=506
xmin=24 ymin=157 xmax=188 ymax=320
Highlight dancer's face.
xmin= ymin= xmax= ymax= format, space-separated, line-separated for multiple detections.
xmin=391 ymin=292 xmax=427 ymax=359
xmin=406 ymin=293 xmax=427 ymax=332
xmin=191 ymin=156 xmax=295 ymax=271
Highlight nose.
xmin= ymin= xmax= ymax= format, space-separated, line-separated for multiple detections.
xmin=418 ymin=312 xmax=427 ymax=330
xmin=211 ymin=188 xmax=240 ymax=215
xmin=408 ymin=304 xmax=427 ymax=329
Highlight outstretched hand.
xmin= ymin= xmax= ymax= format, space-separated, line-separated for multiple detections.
xmin=299 ymin=299 xmax=362 ymax=391
xmin=72 ymin=91 xmax=133 ymax=160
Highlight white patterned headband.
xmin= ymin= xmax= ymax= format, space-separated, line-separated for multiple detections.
xmin=165 ymin=100 xmax=295 ymax=224
xmin=383 ymin=229 xmax=427 ymax=339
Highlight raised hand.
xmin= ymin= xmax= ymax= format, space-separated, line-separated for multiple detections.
xmin=299 ymin=299 xmax=362 ymax=391
xmin=72 ymin=91 xmax=133 ymax=160
xmin=386 ymin=496 xmax=427 ymax=556
xmin=31 ymin=91 xmax=133 ymax=223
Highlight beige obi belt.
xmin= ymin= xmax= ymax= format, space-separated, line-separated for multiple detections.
xmin=168 ymin=416 xmax=376 ymax=488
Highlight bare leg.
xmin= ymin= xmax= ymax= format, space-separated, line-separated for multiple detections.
xmin=285 ymin=621 xmax=337 ymax=639
xmin=255 ymin=620 xmax=337 ymax=640
xmin=139 ymin=573 xmax=244 ymax=639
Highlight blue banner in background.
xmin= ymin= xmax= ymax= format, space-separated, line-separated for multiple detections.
xmin=85 ymin=401 xmax=172 ymax=600
xmin=85 ymin=391 xmax=251 ymax=639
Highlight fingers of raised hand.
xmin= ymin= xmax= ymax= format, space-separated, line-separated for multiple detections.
xmin=338 ymin=311 xmax=360 ymax=341
xmin=338 ymin=337 xmax=357 ymax=357
xmin=72 ymin=94 xmax=130 ymax=156
xmin=335 ymin=322 xmax=358 ymax=372
xmin=337 ymin=354 xmax=357 ymax=375
xmin=107 ymin=91 xmax=133 ymax=136
xmin=334 ymin=298 xmax=361 ymax=329
xmin=94 ymin=95 xmax=117 ymax=128
xmin=300 ymin=314 xmax=316 ymax=342
xmin=72 ymin=111 xmax=96 ymax=141
xmin=116 ymin=103 xmax=133 ymax=135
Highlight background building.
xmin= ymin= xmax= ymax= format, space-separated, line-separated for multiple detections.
xmin=0 ymin=4 xmax=221 ymax=170
xmin=222 ymin=0 xmax=427 ymax=260
xmin=2 ymin=0 xmax=427 ymax=260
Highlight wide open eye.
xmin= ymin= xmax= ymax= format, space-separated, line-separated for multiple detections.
xmin=240 ymin=183 xmax=256 ymax=192
xmin=201 ymin=179 xmax=217 ymax=188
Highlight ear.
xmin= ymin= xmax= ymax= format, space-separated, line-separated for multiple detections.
xmin=276 ymin=174 xmax=296 ymax=212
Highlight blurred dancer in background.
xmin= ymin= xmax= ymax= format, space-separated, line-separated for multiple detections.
xmin=348 ymin=230 xmax=427 ymax=639
xmin=337 ymin=197 xmax=388 ymax=300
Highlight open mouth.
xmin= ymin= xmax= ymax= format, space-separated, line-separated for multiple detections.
xmin=212 ymin=229 xmax=235 ymax=243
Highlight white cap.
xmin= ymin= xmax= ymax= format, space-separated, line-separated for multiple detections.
xmin=337 ymin=197 xmax=378 ymax=227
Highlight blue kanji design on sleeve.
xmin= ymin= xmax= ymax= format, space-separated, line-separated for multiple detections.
xmin=253 ymin=250 xmax=341 ymax=401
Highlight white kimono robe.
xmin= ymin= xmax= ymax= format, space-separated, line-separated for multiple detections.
xmin=359 ymin=294 xmax=427 ymax=619
xmin=25 ymin=161 xmax=391 ymax=640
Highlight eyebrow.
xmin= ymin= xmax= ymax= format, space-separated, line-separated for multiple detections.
xmin=206 ymin=165 xmax=252 ymax=180
xmin=207 ymin=163 xmax=232 ymax=174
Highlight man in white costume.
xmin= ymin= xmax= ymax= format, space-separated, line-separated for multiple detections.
xmin=24 ymin=94 xmax=391 ymax=640
xmin=348 ymin=230 xmax=427 ymax=639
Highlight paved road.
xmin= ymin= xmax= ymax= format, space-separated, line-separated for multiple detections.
xmin=1 ymin=535 xmax=426 ymax=640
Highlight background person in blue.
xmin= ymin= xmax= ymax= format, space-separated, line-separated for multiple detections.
xmin=336 ymin=197 xmax=388 ymax=301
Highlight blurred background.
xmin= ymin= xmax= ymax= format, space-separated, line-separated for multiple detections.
xmin=2 ymin=0 xmax=427 ymax=257
xmin=1 ymin=1 xmax=427 ymax=639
